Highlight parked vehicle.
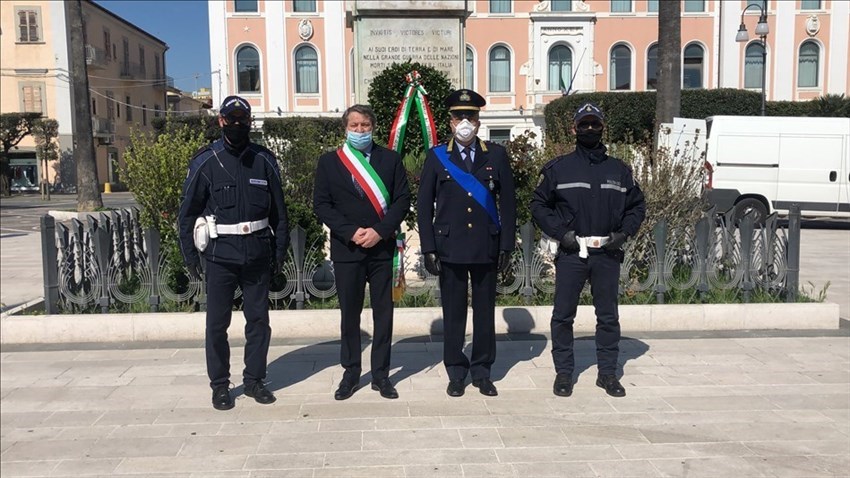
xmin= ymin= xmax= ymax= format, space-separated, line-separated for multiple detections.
xmin=663 ymin=115 xmax=850 ymax=224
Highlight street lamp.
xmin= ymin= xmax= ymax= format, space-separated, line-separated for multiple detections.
xmin=736 ymin=3 xmax=769 ymax=116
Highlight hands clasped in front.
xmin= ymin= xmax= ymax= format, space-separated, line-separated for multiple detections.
xmin=351 ymin=227 xmax=382 ymax=248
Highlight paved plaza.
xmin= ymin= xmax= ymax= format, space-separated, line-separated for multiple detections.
xmin=1 ymin=334 xmax=849 ymax=477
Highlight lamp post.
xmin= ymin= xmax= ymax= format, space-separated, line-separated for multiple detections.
xmin=736 ymin=3 xmax=770 ymax=116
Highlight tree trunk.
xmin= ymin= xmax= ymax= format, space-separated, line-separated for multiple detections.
xmin=67 ymin=0 xmax=103 ymax=211
xmin=656 ymin=0 xmax=682 ymax=128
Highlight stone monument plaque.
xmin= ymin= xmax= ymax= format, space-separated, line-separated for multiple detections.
xmin=349 ymin=1 xmax=468 ymax=103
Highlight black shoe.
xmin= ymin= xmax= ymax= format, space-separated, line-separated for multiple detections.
xmin=244 ymin=381 xmax=276 ymax=404
xmin=334 ymin=379 xmax=359 ymax=401
xmin=553 ymin=373 xmax=573 ymax=397
xmin=472 ymin=378 xmax=498 ymax=397
xmin=371 ymin=378 xmax=399 ymax=399
xmin=211 ymin=385 xmax=234 ymax=411
xmin=596 ymin=374 xmax=626 ymax=397
xmin=446 ymin=379 xmax=465 ymax=397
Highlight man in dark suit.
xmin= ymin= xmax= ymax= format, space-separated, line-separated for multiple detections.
xmin=313 ymin=104 xmax=411 ymax=400
xmin=417 ymin=89 xmax=517 ymax=397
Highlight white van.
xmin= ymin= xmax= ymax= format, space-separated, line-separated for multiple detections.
xmin=699 ymin=115 xmax=850 ymax=222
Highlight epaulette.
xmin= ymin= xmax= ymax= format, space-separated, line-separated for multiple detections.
xmin=478 ymin=138 xmax=489 ymax=152
xmin=191 ymin=144 xmax=212 ymax=161
xmin=542 ymin=156 xmax=562 ymax=170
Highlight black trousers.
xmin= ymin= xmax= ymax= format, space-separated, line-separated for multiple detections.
xmin=205 ymin=259 xmax=271 ymax=389
xmin=334 ymin=258 xmax=394 ymax=383
xmin=551 ymin=252 xmax=621 ymax=377
xmin=440 ymin=262 xmax=497 ymax=381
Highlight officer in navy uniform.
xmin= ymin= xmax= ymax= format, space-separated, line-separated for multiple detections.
xmin=178 ymin=95 xmax=290 ymax=411
xmin=417 ymin=89 xmax=516 ymax=398
xmin=313 ymin=105 xmax=410 ymax=401
xmin=530 ymin=102 xmax=645 ymax=398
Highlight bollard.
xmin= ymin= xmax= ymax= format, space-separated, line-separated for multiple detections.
xmin=104 ymin=182 xmax=112 ymax=194
xmin=40 ymin=215 xmax=60 ymax=314
xmin=786 ymin=204 xmax=801 ymax=302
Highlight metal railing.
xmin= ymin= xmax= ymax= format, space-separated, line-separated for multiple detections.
xmin=85 ymin=44 xmax=108 ymax=69
xmin=39 ymin=206 xmax=803 ymax=314
xmin=119 ymin=61 xmax=145 ymax=79
xmin=91 ymin=116 xmax=115 ymax=136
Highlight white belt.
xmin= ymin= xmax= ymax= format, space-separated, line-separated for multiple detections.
xmin=216 ymin=218 xmax=269 ymax=235
xmin=577 ymin=235 xmax=609 ymax=258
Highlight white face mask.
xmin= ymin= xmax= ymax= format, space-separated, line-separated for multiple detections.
xmin=454 ymin=119 xmax=476 ymax=143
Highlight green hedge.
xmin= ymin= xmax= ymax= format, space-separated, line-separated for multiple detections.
xmin=544 ymin=89 xmax=848 ymax=144
xmin=151 ymin=114 xmax=220 ymax=143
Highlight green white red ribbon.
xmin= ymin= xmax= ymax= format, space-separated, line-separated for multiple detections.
xmin=392 ymin=232 xmax=406 ymax=302
xmin=388 ymin=70 xmax=438 ymax=154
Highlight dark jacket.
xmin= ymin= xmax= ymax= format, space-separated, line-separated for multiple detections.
xmin=530 ymin=144 xmax=646 ymax=242
xmin=417 ymin=138 xmax=517 ymax=264
xmin=178 ymin=139 xmax=290 ymax=266
xmin=313 ymin=143 xmax=410 ymax=262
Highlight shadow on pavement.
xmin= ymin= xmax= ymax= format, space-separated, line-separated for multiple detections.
xmin=490 ymin=308 xmax=547 ymax=382
xmin=573 ymin=335 xmax=650 ymax=383
xmin=388 ymin=319 xmax=444 ymax=385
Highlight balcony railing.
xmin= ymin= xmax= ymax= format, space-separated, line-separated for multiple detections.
xmin=85 ymin=45 xmax=108 ymax=70
xmin=91 ymin=116 xmax=115 ymax=137
xmin=119 ymin=61 xmax=145 ymax=79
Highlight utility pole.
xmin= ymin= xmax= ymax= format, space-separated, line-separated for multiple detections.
xmin=66 ymin=0 xmax=103 ymax=211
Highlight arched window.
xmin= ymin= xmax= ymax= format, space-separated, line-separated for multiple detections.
xmin=236 ymin=45 xmax=260 ymax=93
xmin=609 ymin=44 xmax=631 ymax=90
xmin=465 ymin=46 xmax=474 ymax=90
xmin=295 ymin=45 xmax=318 ymax=94
xmin=646 ymin=44 xmax=658 ymax=90
xmin=744 ymin=42 xmax=765 ymax=89
xmin=489 ymin=46 xmax=511 ymax=92
xmin=548 ymin=45 xmax=572 ymax=92
xmin=683 ymin=43 xmax=704 ymax=89
xmin=798 ymin=41 xmax=819 ymax=88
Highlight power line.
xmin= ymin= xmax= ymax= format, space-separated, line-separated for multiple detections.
xmin=88 ymin=88 xmax=209 ymax=115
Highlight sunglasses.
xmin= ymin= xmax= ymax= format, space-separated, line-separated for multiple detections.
xmin=223 ymin=116 xmax=252 ymax=126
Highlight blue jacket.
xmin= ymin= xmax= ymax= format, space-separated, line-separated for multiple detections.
xmin=178 ymin=139 xmax=290 ymax=266
xmin=531 ymin=144 xmax=645 ymax=241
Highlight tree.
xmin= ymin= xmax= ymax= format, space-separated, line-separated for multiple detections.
xmin=32 ymin=118 xmax=59 ymax=200
xmin=66 ymin=0 xmax=103 ymax=211
xmin=655 ymin=0 xmax=682 ymax=134
xmin=0 ymin=112 xmax=42 ymax=197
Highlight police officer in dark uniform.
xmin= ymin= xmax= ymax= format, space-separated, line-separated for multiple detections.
xmin=313 ymin=105 xmax=410 ymax=401
xmin=178 ymin=95 xmax=290 ymax=410
xmin=417 ymin=89 xmax=516 ymax=397
xmin=530 ymin=102 xmax=645 ymax=398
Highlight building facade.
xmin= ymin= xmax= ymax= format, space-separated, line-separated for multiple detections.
xmin=209 ymin=0 xmax=849 ymax=142
xmin=0 ymin=0 xmax=169 ymax=191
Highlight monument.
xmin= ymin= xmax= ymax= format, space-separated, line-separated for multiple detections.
xmin=347 ymin=0 xmax=469 ymax=103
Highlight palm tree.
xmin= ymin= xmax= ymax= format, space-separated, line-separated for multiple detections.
xmin=655 ymin=0 xmax=681 ymax=128
xmin=67 ymin=0 xmax=103 ymax=211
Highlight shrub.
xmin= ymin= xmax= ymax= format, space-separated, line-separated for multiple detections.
xmin=152 ymin=114 xmax=220 ymax=143
xmin=121 ymin=123 xmax=207 ymax=265
xmin=367 ymin=62 xmax=454 ymax=157
xmin=263 ymin=117 xmax=344 ymax=247
xmin=506 ymin=131 xmax=547 ymax=227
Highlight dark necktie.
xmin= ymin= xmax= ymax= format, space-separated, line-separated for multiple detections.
xmin=352 ymin=152 xmax=369 ymax=198
xmin=462 ymin=147 xmax=473 ymax=172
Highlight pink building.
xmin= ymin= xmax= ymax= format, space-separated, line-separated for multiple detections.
xmin=209 ymin=0 xmax=849 ymax=140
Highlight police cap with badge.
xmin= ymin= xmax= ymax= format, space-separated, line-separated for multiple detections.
xmin=219 ymin=95 xmax=251 ymax=121
xmin=573 ymin=102 xmax=605 ymax=124
xmin=445 ymin=89 xmax=486 ymax=117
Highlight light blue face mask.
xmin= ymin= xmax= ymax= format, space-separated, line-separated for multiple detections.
xmin=347 ymin=131 xmax=372 ymax=151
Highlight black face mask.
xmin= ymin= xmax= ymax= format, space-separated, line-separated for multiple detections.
xmin=222 ymin=123 xmax=250 ymax=151
xmin=576 ymin=130 xmax=603 ymax=149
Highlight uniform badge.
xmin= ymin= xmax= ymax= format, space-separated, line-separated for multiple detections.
xmin=537 ymin=173 xmax=545 ymax=186
xmin=460 ymin=92 xmax=471 ymax=102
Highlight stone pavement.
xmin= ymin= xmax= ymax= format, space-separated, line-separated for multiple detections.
xmin=2 ymin=334 xmax=848 ymax=477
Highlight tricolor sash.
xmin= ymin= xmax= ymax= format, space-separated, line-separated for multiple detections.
xmin=336 ymin=142 xmax=406 ymax=300
xmin=432 ymin=144 xmax=501 ymax=230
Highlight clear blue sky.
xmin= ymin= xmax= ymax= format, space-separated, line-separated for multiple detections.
xmin=94 ymin=0 xmax=211 ymax=93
